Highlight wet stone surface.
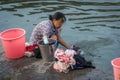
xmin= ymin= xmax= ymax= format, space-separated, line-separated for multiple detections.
xmin=0 ymin=56 xmax=113 ymax=80
xmin=0 ymin=41 xmax=114 ymax=80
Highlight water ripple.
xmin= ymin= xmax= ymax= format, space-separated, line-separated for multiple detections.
xmin=63 ymin=1 xmax=120 ymax=6
xmin=75 ymin=8 xmax=120 ymax=12
xmin=69 ymin=15 xmax=120 ymax=21
xmin=86 ymin=24 xmax=120 ymax=29
xmin=0 ymin=0 xmax=120 ymax=40
xmin=75 ymin=19 xmax=120 ymax=24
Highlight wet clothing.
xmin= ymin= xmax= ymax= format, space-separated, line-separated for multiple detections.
xmin=53 ymin=47 xmax=95 ymax=73
xmin=29 ymin=20 xmax=58 ymax=44
xmin=53 ymin=48 xmax=77 ymax=73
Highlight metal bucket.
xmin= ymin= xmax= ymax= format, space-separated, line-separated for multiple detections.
xmin=38 ymin=39 xmax=57 ymax=62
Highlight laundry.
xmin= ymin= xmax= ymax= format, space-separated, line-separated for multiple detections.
xmin=72 ymin=54 xmax=95 ymax=69
xmin=54 ymin=48 xmax=76 ymax=64
xmin=54 ymin=48 xmax=65 ymax=59
xmin=53 ymin=61 xmax=70 ymax=73
xmin=24 ymin=51 xmax=34 ymax=58
xmin=65 ymin=49 xmax=77 ymax=57
xmin=25 ymin=42 xmax=41 ymax=58
xmin=57 ymin=54 xmax=70 ymax=64
xmin=70 ymin=45 xmax=84 ymax=56
xmin=25 ymin=42 xmax=38 ymax=52
xmin=53 ymin=48 xmax=76 ymax=73
xmin=53 ymin=47 xmax=95 ymax=73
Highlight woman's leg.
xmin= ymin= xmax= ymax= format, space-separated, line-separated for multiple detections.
xmin=50 ymin=28 xmax=62 ymax=48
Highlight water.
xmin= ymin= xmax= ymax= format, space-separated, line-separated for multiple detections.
xmin=0 ymin=0 xmax=120 ymax=79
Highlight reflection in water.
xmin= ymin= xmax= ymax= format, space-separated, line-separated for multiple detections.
xmin=13 ymin=13 xmax=24 ymax=17
xmin=86 ymin=24 xmax=120 ymax=29
xmin=74 ymin=8 xmax=120 ymax=12
xmin=71 ymin=26 xmax=93 ymax=32
xmin=0 ymin=7 xmax=17 ymax=12
xmin=74 ymin=37 xmax=114 ymax=58
xmin=65 ymin=12 xmax=90 ymax=15
xmin=76 ymin=37 xmax=114 ymax=49
xmin=0 ymin=0 xmax=120 ymax=27
xmin=75 ymin=19 xmax=120 ymax=25
xmin=69 ymin=15 xmax=120 ymax=21
xmin=62 ymin=1 xmax=120 ymax=6
xmin=78 ymin=28 xmax=93 ymax=31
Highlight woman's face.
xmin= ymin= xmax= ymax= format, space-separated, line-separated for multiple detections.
xmin=53 ymin=18 xmax=64 ymax=29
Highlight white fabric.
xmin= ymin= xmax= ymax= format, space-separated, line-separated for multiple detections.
xmin=53 ymin=48 xmax=77 ymax=73
xmin=65 ymin=49 xmax=77 ymax=57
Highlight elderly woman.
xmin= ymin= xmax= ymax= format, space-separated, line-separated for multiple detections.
xmin=29 ymin=12 xmax=70 ymax=49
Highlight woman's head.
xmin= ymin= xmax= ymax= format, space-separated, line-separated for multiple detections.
xmin=49 ymin=12 xmax=66 ymax=29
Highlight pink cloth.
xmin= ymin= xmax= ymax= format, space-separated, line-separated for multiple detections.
xmin=53 ymin=61 xmax=69 ymax=73
xmin=53 ymin=48 xmax=77 ymax=73
xmin=53 ymin=61 xmax=62 ymax=72
xmin=58 ymin=54 xmax=70 ymax=64
xmin=54 ymin=48 xmax=65 ymax=59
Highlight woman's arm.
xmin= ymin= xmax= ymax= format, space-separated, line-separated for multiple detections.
xmin=57 ymin=34 xmax=70 ymax=49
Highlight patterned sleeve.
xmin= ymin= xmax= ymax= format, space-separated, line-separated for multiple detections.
xmin=41 ymin=24 xmax=51 ymax=37
xmin=29 ymin=24 xmax=42 ymax=43
xmin=29 ymin=22 xmax=51 ymax=43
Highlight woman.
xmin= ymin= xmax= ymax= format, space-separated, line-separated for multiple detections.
xmin=29 ymin=12 xmax=70 ymax=49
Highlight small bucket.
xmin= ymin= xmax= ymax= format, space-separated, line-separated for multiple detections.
xmin=111 ymin=58 xmax=120 ymax=80
xmin=38 ymin=39 xmax=57 ymax=62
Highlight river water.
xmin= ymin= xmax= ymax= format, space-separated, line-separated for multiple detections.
xmin=0 ymin=0 xmax=120 ymax=80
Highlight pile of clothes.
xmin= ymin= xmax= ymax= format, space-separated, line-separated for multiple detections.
xmin=25 ymin=42 xmax=42 ymax=58
xmin=53 ymin=46 xmax=95 ymax=73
